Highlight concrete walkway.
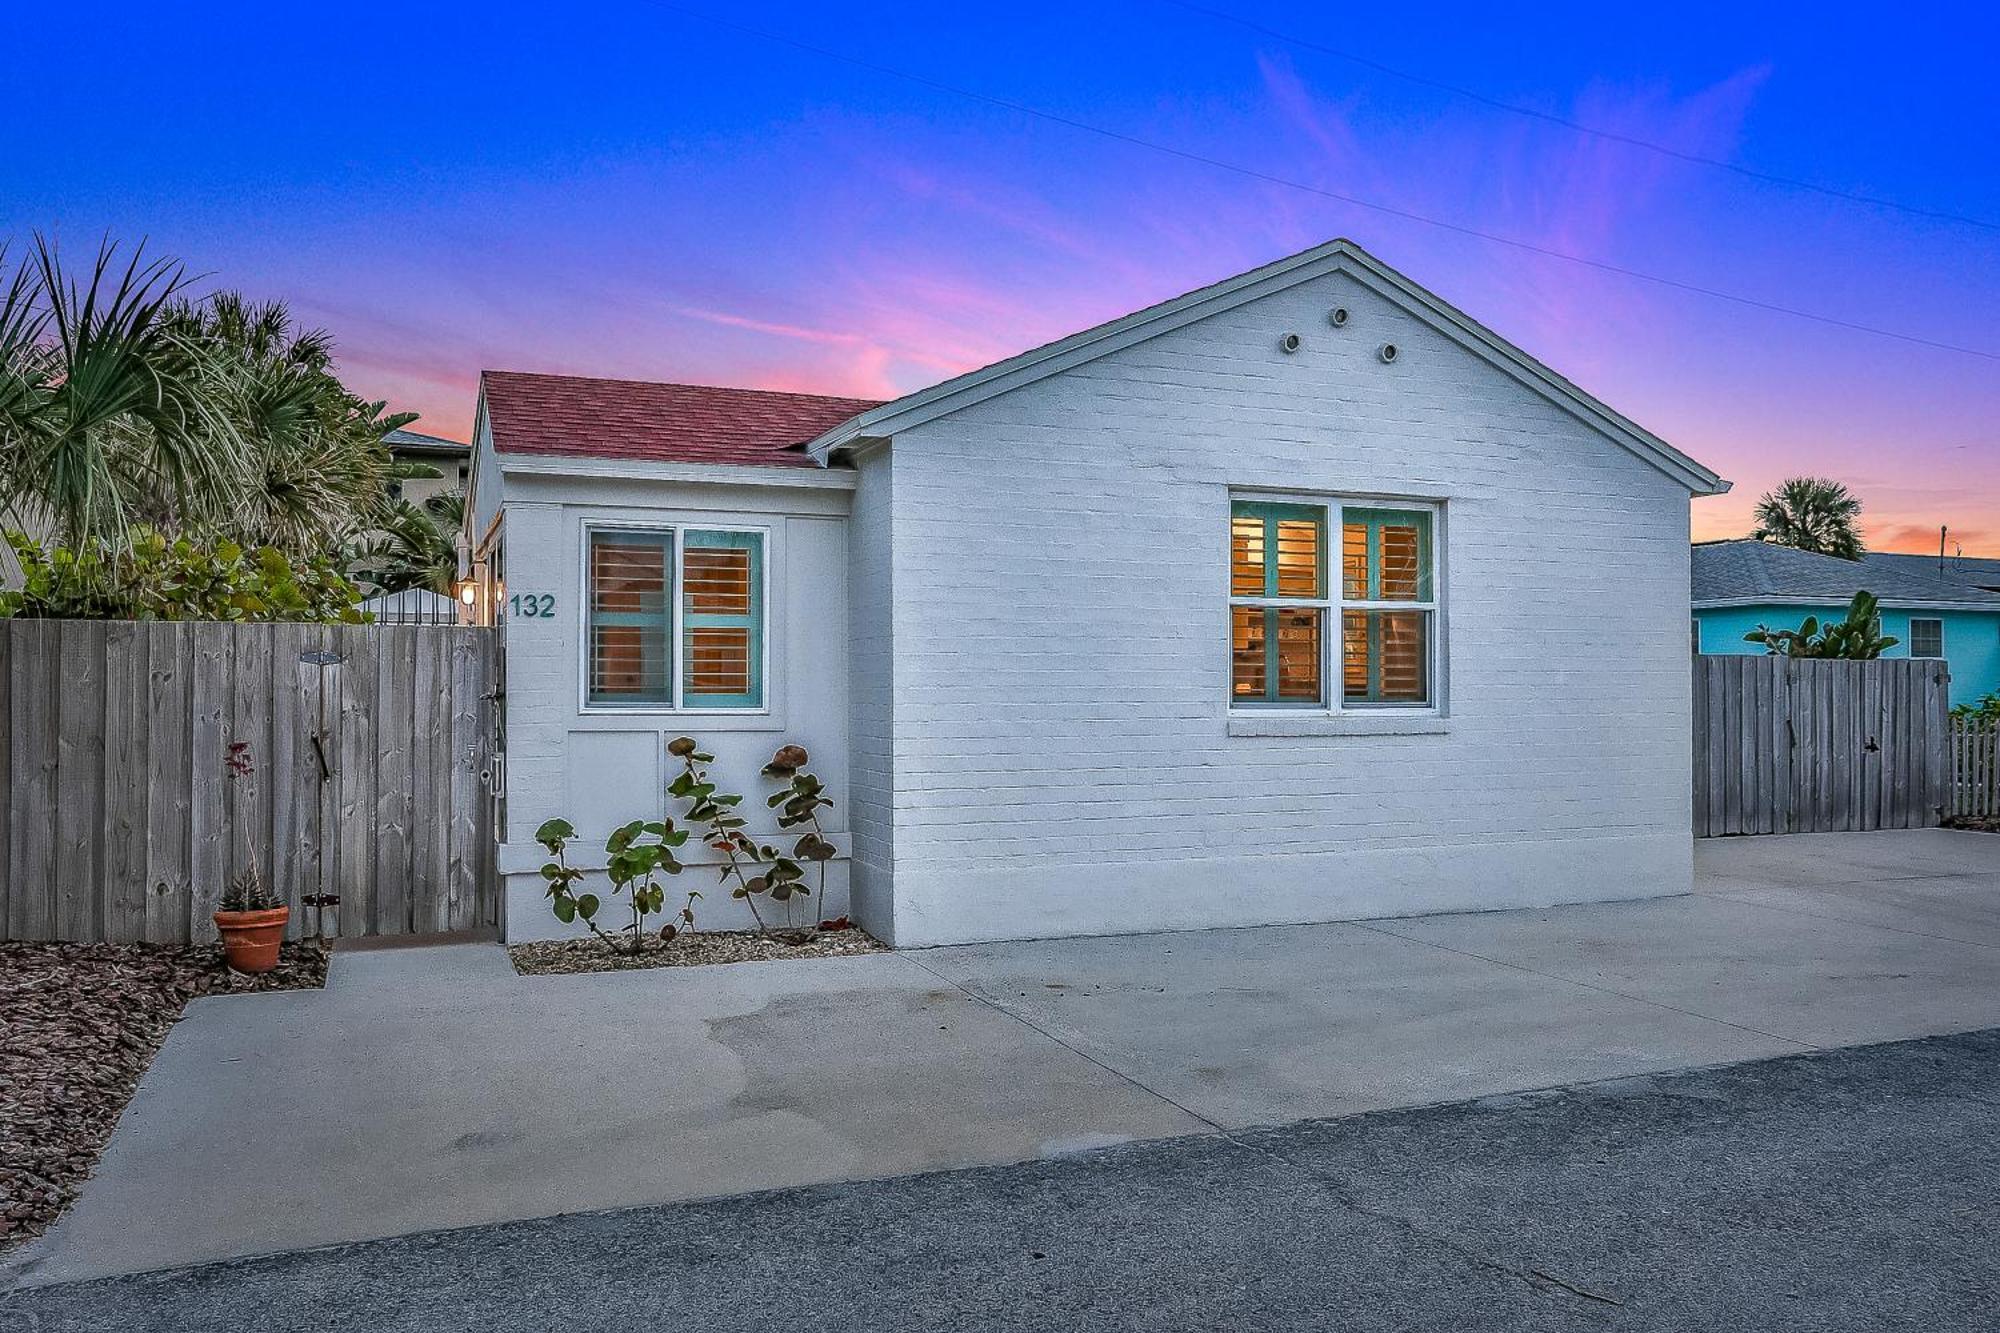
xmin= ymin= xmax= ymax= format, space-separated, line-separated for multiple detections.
xmin=9 ymin=829 xmax=1999 ymax=1287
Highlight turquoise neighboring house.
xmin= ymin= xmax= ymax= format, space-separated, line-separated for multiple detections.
xmin=1692 ymin=541 xmax=2000 ymax=707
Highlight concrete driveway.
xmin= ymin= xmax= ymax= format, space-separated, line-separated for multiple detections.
xmin=9 ymin=828 xmax=1999 ymax=1287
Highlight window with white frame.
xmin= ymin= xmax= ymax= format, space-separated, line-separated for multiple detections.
xmin=1909 ymin=617 xmax=1944 ymax=659
xmin=586 ymin=527 xmax=764 ymax=709
xmin=1229 ymin=498 xmax=1438 ymax=709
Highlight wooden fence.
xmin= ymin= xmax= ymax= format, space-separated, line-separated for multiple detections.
xmin=1951 ymin=717 xmax=2000 ymax=820
xmin=1693 ymin=655 xmax=1949 ymax=837
xmin=0 ymin=620 xmax=499 ymax=944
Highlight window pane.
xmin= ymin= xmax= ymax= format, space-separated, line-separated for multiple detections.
xmin=1343 ymin=609 xmax=1429 ymax=705
xmin=681 ymin=531 xmax=763 ymax=707
xmin=591 ymin=537 xmax=668 ymax=617
xmin=1231 ymin=502 xmax=1324 ymax=599
xmin=1274 ymin=608 xmax=1324 ymax=703
xmin=686 ymin=626 xmax=752 ymax=694
xmin=592 ymin=624 xmax=668 ymax=698
xmin=1376 ymin=519 xmax=1426 ymax=601
xmin=1911 ymin=619 xmax=1943 ymax=659
xmin=1342 ymin=508 xmax=1432 ymax=602
xmin=588 ymin=532 xmax=671 ymax=704
xmin=1231 ymin=606 xmax=1267 ymax=700
xmin=1230 ymin=513 xmax=1266 ymax=597
xmin=1341 ymin=522 xmax=1369 ymax=600
xmin=684 ymin=546 xmax=752 ymax=614
xmin=1274 ymin=518 xmax=1323 ymax=598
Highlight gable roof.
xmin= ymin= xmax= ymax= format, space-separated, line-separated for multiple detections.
xmin=480 ymin=370 xmax=881 ymax=469
xmin=804 ymin=238 xmax=1728 ymax=496
xmin=1692 ymin=539 xmax=2000 ymax=610
xmin=1867 ymin=551 xmax=2000 ymax=593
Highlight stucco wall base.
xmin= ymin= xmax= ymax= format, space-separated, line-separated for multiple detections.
xmin=886 ymin=833 xmax=1693 ymax=948
xmin=503 ymin=864 xmax=852 ymax=944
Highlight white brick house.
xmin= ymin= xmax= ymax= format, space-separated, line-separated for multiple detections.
xmin=466 ymin=239 xmax=1728 ymax=946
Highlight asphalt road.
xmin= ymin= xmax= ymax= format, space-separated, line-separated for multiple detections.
xmin=8 ymin=1028 xmax=1998 ymax=1332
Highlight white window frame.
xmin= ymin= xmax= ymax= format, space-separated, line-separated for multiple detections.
xmin=1909 ymin=616 xmax=1944 ymax=660
xmin=576 ymin=519 xmax=773 ymax=716
xmin=1227 ymin=491 xmax=1446 ymax=717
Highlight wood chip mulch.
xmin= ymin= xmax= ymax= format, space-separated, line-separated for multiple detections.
xmin=0 ymin=940 xmax=326 ymax=1253
xmin=509 ymin=926 xmax=885 ymax=975
xmin=1944 ymin=817 xmax=2000 ymax=833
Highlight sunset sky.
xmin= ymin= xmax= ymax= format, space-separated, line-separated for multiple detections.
xmin=7 ymin=2 xmax=1996 ymax=550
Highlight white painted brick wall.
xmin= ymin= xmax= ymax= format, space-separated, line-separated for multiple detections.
xmin=872 ymin=269 xmax=1697 ymax=945
xmin=846 ymin=446 xmax=896 ymax=939
xmin=494 ymin=473 xmax=854 ymax=940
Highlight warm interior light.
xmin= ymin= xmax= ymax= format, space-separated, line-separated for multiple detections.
xmin=457 ymin=581 xmax=477 ymax=606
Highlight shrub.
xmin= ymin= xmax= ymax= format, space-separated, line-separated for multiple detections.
xmin=1745 ymin=590 xmax=1899 ymax=660
xmin=534 ymin=816 xmax=700 ymax=954
xmin=0 ymin=529 xmax=369 ymax=623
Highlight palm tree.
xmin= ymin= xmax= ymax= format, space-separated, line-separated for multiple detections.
xmin=0 ymin=235 xmax=243 ymax=548
xmin=346 ymin=491 xmax=462 ymax=595
xmin=160 ymin=293 xmax=414 ymax=557
xmin=1751 ymin=477 xmax=1865 ymax=560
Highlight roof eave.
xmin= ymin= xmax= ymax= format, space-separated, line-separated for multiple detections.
xmin=1694 ymin=595 xmax=2000 ymax=612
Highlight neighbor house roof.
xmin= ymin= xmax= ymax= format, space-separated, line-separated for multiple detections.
xmin=480 ymin=370 xmax=881 ymax=468
xmin=1867 ymin=551 xmax=2000 ymax=593
xmin=1692 ymin=540 xmax=2000 ymax=610
xmin=805 ymin=237 xmax=1728 ymax=497
xmin=385 ymin=428 xmax=470 ymax=457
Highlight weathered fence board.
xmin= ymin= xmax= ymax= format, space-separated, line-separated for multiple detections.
xmin=0 ymin=620 xmax=499 ymax=944
xmin=1693 ymin=655 xmax=1949 ymax=837
xmin=1953 ymin=717 xmax=2000 ymax=819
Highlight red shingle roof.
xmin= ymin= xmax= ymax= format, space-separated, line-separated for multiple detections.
xmin=481 ymin=370 xmax=880 ymax=469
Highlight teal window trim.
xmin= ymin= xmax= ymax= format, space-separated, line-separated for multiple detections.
xmin=680 ymin=529 xmax=765 ymax=709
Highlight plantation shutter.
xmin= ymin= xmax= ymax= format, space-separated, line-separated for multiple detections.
xmin=1340 ymin=509 xmax=1433 ymax=705
xmin=588 ymin=531 xmax=672 ymax=705
xmin=681 ymin=530 xmax=763 ymax=708
xmin=1229 ymin=502 xmax=1326 ymax=706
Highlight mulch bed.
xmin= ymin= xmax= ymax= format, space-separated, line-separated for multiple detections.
xmin=1945 ymin=817 xmax=2000 ymax=833
xmin=0 ymin=940 xmax=326 ymax=1253
xmin=509 ymin=926 xmax=885 ymax=975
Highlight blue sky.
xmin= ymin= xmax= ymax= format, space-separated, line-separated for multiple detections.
xmin=6 ymin=0 xmax=1997 ymax=547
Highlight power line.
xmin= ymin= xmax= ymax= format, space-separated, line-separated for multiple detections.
xmin=647 ymin=3 xmax=2000 ymax=364
xmin=1164 ymin=0 xmax=2000 ymax=234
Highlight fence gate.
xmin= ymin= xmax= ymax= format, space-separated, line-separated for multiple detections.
xmin=0 ymin=620 xmax=500 ymax=944
xmin=1692 ymin=655 xmax=1949 ymax=838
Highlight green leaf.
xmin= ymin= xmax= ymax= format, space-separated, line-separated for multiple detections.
xmin=576 ymin=893 xmax=600 ymax=920
xmin=552 ymin=897 xmax=576 ymax=924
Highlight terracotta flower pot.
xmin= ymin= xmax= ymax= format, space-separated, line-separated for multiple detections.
xmin=213 ymin=905 xmax=290 ymax=974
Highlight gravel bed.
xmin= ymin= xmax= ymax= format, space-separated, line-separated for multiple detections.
xmin=509 ymin=926 xmax=885 ymax=974
xmin=0 ymin=940 xmax=326 ymax=1253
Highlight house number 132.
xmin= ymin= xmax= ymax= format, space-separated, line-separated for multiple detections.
xmin=509 ymin=593 xmax=555 ymax=619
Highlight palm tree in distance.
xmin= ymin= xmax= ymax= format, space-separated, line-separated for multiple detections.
xmin=1751 ymin=476 xmax=1865 ymax=560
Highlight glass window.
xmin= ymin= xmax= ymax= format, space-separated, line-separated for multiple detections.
xmin=1230 ymin=499 xmax=1438 ymax=710
xmin=1910 ymin=617 xmax=1944 ymax=659
xmin=586 ymin=528 xmax=764 ymax=709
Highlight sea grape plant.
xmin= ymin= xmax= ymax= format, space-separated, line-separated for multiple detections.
xmin=1745 ymin=590 xmax=1899 ymax=660
xmin=667 ymin=737 xmax=838 ymax=937
xmin=764 ymin=744 xmax=837 ymax=926
xmin=534 ymin=815 xmax=699 ymax=953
